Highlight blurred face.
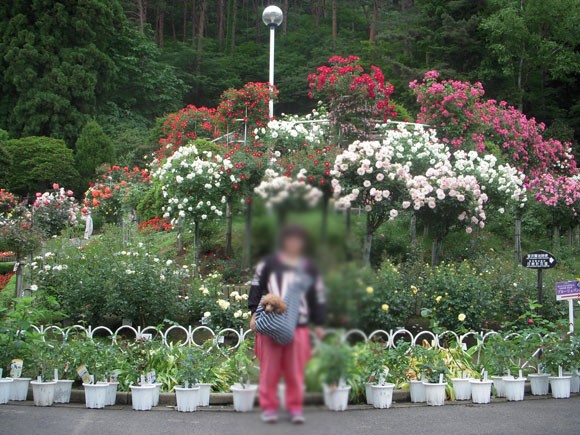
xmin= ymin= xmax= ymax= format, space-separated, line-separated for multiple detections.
xmin=281 ymin=235 xmax=305 ymax=258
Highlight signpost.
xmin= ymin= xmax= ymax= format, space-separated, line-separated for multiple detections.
xmin=556 ymin=281 xmax=580 ymax=333
xmin=522 ymin=250 xmax=557 ymax=310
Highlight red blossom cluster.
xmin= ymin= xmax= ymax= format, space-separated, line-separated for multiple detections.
xmin=0 ymin=189 xmax=19 ymax=216
xmin=157 ymin=105 xmax=218 ymax=159
xmin=0 ymin=272 xmax=14 ymax=291
xmin=84 ymin=165 xmax=151 ymax=211
xmin=156 ymin=82 xmax=276 ymax=159
xmin=308 ymin=56 xmax=396 ymax=121
xmin=138 ymin=217 xmax=172 ymax=234
xmin=216 ymin=82 xmax=278 ymax=132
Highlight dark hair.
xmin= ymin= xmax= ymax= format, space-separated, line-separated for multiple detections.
xmin=280 ymin=224 xmax=308 ymax=243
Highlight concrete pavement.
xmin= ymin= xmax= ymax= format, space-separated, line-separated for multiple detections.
xmin=1 ymin=396 xmax=579 ymax=435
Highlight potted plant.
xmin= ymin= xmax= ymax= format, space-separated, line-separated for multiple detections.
xmin=174 ymin=347 xmax=201 ymax=412
xmin=503 ymin=368 xmax=526 ymax=402
xmin=542 ymin=335 xmax=574 ymax=399
xmin=128 ymin=339 xmax=158 ymax=411
xmin=421 ymin=362 xmax=448 ymax=407
xmin=370 ymin=343 xmax=407 ymax=409
xmin=53 ymin=342 xmax=76 ymax=404
xmin=318 ymin=338 xmax=353 ymax=412
xmin=9 ymin=358 xmax=31 ymax=401
xmin=357 ymin=342 xmax=383 ymax=406
xmin=483 ymin=335 xmax=514 ymax=398
xmin=406 ymin=344 xmax=439 ymax=404
xmin=78 ymin=341 xmax=109 ymax=409
xmin=469 ymin=371 xmax=493 ymax=404
xmin=229 ymin=340 xmax=258 ymax=412
xmin=29 ymin=342 xmax=58 ymax=407
xmin=195 ymin=342 xmax=217 ymax=407
xmin=563 ymin=334 xmax=580 ymax=393
xmin=451 ymin=373 xmax=472 ymax=401
xmin=0 ymin=368 xmax=13 ymax=405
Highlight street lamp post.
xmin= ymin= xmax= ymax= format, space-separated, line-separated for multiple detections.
xmin=262 ymin=5 xmax=284 ymax=119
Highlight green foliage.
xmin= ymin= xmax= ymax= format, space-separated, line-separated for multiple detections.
xmin=2 ymin=137 xmax=79 ymax=196
xmin=75 ymin=120 xmax=115 ymax=181
xmin=31 ymin=226 xmax=187 ymax=326
xmin=317 ymin=336 xmax=354 ymax=386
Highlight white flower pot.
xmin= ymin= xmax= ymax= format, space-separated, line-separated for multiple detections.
xmin=503 ymin=377 xmax=526 ymax=401
xmin=451 ymin=378 xmax=472 ymax=401
xmin=470 ymin=380 xmax=492 ymax=404
xmin=54 ymin=380 xmax=74 ymax=404
xmin=365 ymin=382 xmax=375 ymax=405
xmin=549 ymin=376 xmax=571 ymax=399
xmin=130 ymin=384 xmax=156 ymax=411
xmin=197 ymin=383 xmax=212 ymax=407
xmin=324 ymin=384 xmax=351 ymax=412
xmin=230 ymin=384 xmax=258 ymax=412
xmin=528 ymin=373 xmax=550 ymax=396
xmin=9 ymin=377 xmax=31 ymax=401
xmin=175 ymin=386 xmax=200 ymax=412
xmin=423 ymin=382 xmax=446 ymax=406
xmin=0 ymin=378 xmax=13 ymax=404
xmin=106 ymin=382 xmax=119 ymax=406
xmin=31 ymin=381 xmax=57 ymax=407
xmin=152 ymin=383 xmax=162 ymax=407
xmin=371 ymin=383 xmax=394 ymax=409
xmin=491 ymin=375 xmax=509 ymax=398
xmin=83 ymin=383 xmax=108 ymax=409
xmin=409 ymin=380 xmax=426 ymax=403
xmin=563 ymin=371 xmax=579 ymax=393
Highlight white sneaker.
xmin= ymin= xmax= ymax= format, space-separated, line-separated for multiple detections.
xmin=291 ymin=413 xmax=305 ymax=425
xmin=261 ymin=412 xmax=279 ymax=424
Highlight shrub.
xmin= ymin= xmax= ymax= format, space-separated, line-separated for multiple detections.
xmin=75 ymin=120 xmax=115 ymax=181
xmin=2 ymin=137 xmax=79 ymax=196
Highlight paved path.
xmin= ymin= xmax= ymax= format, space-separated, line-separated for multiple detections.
xmin=1 ymin=397 xmax=579 ymax=435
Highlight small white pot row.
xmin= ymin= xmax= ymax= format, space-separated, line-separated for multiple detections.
xmin=0 ymin=378 xmax=75 ymax=407
xmin=83 ymin=382 xmax=119 ymax=409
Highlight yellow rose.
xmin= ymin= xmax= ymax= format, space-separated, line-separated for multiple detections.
xmin=381 ymin=304 xmax=389 ymax=311
xmin=458 ymin=313 xmax=466 ymax=322
xmin=435 ymin=295 xmax=442 ymax=303
xmin=366 ymin=286 xmax=374 ymax=294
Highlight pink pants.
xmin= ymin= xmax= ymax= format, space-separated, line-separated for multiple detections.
xmin=255 ymin=327 xmax=311 ymax=414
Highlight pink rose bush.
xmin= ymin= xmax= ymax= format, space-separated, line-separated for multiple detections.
xmin=32 ymin=185 xmax=80 ymax=237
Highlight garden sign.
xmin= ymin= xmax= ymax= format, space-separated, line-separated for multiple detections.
xmin=555 ymin=280 xmax=580 ymax=333
xmin=522 ymin=250 xmax=557 ymax=312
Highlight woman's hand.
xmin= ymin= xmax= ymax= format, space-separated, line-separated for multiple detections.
xmin=314 ymin=326 xmax=325 ymax=341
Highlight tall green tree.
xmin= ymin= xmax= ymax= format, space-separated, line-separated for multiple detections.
xmin=75 ymin=120 xmax=115 ymax=182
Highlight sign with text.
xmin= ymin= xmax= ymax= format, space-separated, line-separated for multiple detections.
xmin=522 ymin=250 xmax=557 ymax=269
xmin=556 ymin=281 xmax=580 ymax=301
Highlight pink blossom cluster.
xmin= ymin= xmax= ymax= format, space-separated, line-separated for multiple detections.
xmin=32 ymin=184 xmax=79 ymax=226
xmin=410 ymin=71 xmax=577 ymax=180
xmin=528 ymin=174 xmax=580 ymax=216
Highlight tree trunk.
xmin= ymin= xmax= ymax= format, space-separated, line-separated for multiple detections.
xmin=282 ymin=0 xmax=289 ymax=35
xmin=369 ymin=0 xmax=378 ymax=43
xmin=321 ymin=195 xmax=329 ymax=243
xmin=514 ymin=214 xmax=522 ymax=263
xmin=195 ymin=0 xmax=206 ymax=96
xmin=15 ymin=260 xmax=24 ymax=298
xmin=552 ymin=225 xmax=561 ymax=250
xmin=225 ymin=200 xmax=233 ymax=257
xmin=182 ymin=0 xmax=188 ymax=42
xmin=243 ymin=200 xmax=252 ymax=268
xmin=194 ymin=220 xmax=200 ymax=274
xmin=410 ymin=213 xmax=417 ymax=245
xmin=431 ymin=237 xmax=442 ymax=265
xmin=566 ymin=226 xmax=573 ymax=246
xmin=332 ymin=0 xmax=337 ymax=47
xmin=137 ymin=0 xmax=147 ymax=33
xmin=176 ymin=219 xmax=185 ymax=255
xmin=191 ymin=0 xmax=197 ymax=45
xmin=363 ymin=213 xmax=373 ymax=265
xmin=217 ymin=0 xmax=226 ymax=47
xmin=229 ymin=0 xmax=237 ymax=53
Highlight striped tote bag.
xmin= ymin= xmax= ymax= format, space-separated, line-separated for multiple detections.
xmin=255 ymin=270 xmax=312 ymax=345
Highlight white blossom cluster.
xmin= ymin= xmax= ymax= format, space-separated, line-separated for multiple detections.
xmin=255 ymin=108 xmax=329 ymax=148
xmin=153 ymin=145 xmax=229 ymax=224
xmin=254 ymin=168 xmax=323 ymax=210
xmin=331 ymin=126 xmax=489 ymax=232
